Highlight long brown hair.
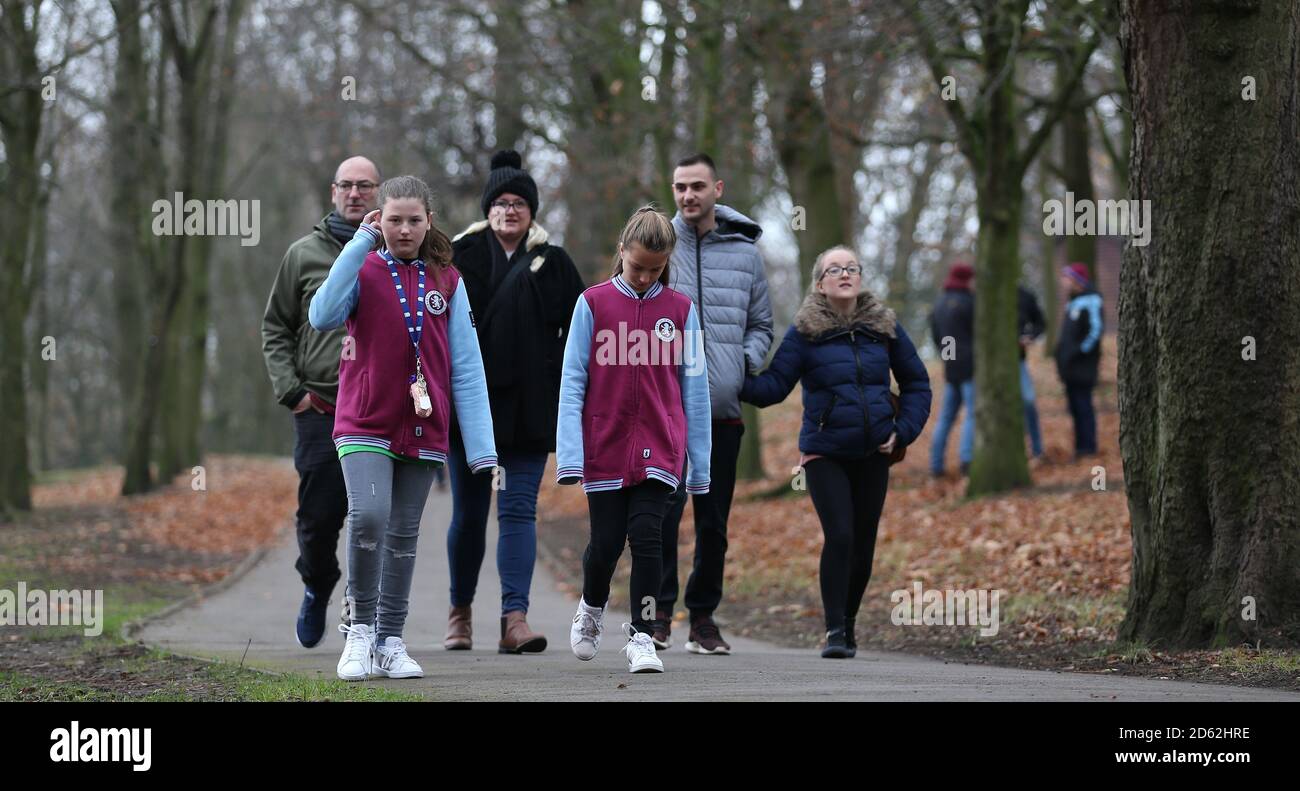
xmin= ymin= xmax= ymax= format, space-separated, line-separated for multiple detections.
xmin=376 ymin=175 xmax=454 ymax=268
xmin=611 ymin=205 xmax=676 ymax=286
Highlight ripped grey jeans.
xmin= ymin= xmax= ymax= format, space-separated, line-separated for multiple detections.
xmin=340 ymin=451 xmax=436 ymax=641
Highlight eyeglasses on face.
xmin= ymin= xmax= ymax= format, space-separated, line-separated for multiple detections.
xmin=491 ymin=199 xmax=529 ymax=213
xmin=820 ymin=264 xmax=862 ymax=279
xmin=334 ymin=180 xmax=377 ymax=194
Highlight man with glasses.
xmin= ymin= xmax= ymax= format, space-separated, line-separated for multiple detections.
xmin=655 ymin=152 xmax=773 ymax=655
xmin=262 ymin=156 xmax=381 ymax=648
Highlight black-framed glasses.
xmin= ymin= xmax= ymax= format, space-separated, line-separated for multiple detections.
xmin=334 ymin=180 xmax=377 ymax=194
xmin=820 ymin=264 xmax=862 ymax=279
xmin=491 ymin=199 xmax=529 ymax=213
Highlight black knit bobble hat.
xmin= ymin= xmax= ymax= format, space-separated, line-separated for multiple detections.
xmin=481 ymin=149 xmax=539 ymax=218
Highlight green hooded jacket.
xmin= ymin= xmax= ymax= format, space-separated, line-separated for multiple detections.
xmin=261 ymin=216 xmax=350 ymax=407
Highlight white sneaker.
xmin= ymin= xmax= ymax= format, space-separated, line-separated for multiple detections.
xmin=622 ymin=623 xmax=664 ymax=673
xmin=336 ymin=622 xmax=375 ymax=681
xmin=570 ymin=598 xmax=604 ymax=660
xmin=374 ymin=636 xmax=423 ymax=679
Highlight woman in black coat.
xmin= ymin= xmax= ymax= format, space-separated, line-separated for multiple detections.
xmin=742 ymin=246 xmax=931 ymax=658
xmin=444 ymin=150 xmax=586 ymax=653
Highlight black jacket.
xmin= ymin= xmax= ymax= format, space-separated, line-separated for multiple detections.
xmin=1017 ymin=285 xmax=1046 ymax=361
xmin=930 ymin=288 xmax=974 ymax=383
xmin=450 ymin=221 xmax=586 ymax=453
xmin=1055 ymin=288 xmax=1103 ymax=387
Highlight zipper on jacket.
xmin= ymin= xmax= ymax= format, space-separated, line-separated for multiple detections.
xmin=850 ymin=329 xmax=872 ymax=451
xmin=818 ymin=393 xmax=838 ymax=432
xmin=630 ymin=290 xmax=643 ymax=476
xmin=695 ymin=234 xmax=706 ymax=354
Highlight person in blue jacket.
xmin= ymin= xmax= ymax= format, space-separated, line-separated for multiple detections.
xmin=1055 ymin=263 xmax=1103 ymax=458
xmin=741 ymin=246 xmax=931 ymax=659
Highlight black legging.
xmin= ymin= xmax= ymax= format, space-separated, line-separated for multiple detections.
xmin=804 ymin=454 xmax=890 ymax=631
xmin=582 ymin=480 xmax=673 ymax=634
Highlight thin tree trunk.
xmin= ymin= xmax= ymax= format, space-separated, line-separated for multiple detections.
xmin=1061 ymin=52 xmax=1097 ymax=279
xmin=1037 ymin=166 xmax=1059 ymax=355
xmin=887 ymin=145 xmax=942 ymax=316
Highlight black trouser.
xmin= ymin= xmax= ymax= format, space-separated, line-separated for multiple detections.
xmin=804 ymin=454 xmax=890 ymax=632
xmin=657 ymin=420 xmax=745 ymax=619
xmin=1064 ymin=382 xmax=1098 ymax=455
xmin=582 ymin=480 xmax=673 ymax=635
xmin=292 ymin=410 xmax=348 ymax=596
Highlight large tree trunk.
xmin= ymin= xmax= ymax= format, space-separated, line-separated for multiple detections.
xmin=1117 ymin=1 xmax=1300 ymax=647
xmin=966 ymin=13 xmax=1031 ymax=496
xmin=110 ymin=0 xmax=155 ymax=487
xmin=0 ymin=0 xmax=44 ymax=514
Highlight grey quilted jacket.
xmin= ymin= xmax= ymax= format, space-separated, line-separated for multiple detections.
xmin=669 ymin=205 xmax=774 ymax=420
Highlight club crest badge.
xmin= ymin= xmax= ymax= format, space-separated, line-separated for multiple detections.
xmin=426 ymin=290 xmax=447 ymax=316
xmin=654 ymin=317 xmax=677 ymax=343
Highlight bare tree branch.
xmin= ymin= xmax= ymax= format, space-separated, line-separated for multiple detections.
xmin=1017 ymin=31 xmax=1101 ymax=179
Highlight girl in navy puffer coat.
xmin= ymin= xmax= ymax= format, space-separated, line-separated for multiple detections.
xmin=741 ymin=246 xmax=930 ymax=658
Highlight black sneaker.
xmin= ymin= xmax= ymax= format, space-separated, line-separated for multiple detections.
xmin=821 ymin=629 xmax=851 ymax=659
xmin=685 ymin=615 xmax=732 ymax=655
xmin=844 ymin=616 xmax=858 ymax=658
xmin=295 ymin=587 xmax=330 ymax=648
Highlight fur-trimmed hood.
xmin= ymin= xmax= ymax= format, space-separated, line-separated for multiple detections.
xmin=453 ymin=219 xmax=550 ymax=253
xmin=794 ymin=290 xmax=897 ymax=340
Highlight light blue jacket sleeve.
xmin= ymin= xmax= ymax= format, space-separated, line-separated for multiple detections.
xmin=555 ymin=294 xmax=593 ymax=485
xmin=448 ymin=282 xmax=497 ymax=473
xmin=1079 ymin=293 xmax=1103 ymax=354
xmin=308 ymin=224 xmax=376 ymax=330
xmin=681 ymin=302 xmax=712 ymax=494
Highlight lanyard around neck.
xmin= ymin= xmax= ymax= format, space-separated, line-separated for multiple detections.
xmin=381 ymin=250 xmax=426 ymax=383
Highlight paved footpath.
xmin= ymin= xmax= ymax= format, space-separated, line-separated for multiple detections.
xmin=140 ymin=485 xmax=1300 ymax=702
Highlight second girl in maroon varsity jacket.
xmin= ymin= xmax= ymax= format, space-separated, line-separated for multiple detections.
xmin=555 ymin=275 xmax=711 ymax=493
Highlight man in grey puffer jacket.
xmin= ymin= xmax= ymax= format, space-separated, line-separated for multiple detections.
xmin=655 ymin=153 xmax=773 ymax=655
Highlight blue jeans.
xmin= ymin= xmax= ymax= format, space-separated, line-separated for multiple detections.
xmin=1021 ymin=360 xmax=1043 ymax=457
xmin=929 ymin=380 xmax=975 ymax=474
xmin=446 ymin=432 xmax=547 ymax=615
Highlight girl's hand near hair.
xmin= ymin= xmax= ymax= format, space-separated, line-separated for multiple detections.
xmin=361 ymin=209 xmax=382 ymax=238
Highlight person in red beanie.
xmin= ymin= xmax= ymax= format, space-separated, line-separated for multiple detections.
xmin=928 ymin=261 xmax=976 ymax=476
xmin=1055 ymin=263 xmax=1103 ymax=457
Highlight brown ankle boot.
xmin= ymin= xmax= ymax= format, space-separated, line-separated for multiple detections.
xmin=498 ymin=610 xmax=547 ymax=654
xmin=444 ymin=605 xmax=472 ymax=650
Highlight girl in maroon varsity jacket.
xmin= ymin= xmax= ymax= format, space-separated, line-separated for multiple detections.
xmin=557 ymin=207 xmax=711 ymax=673
xmin=308 ymin=176 xmax=495 ymax=682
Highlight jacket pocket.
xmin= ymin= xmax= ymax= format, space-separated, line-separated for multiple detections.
xmin=583 ymin=415 xmax=599 ymax=462
xmin=817 ymin=393 xmax=839 ymax=432
xmin=358 ymin=371 xmax=371 ymax=415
